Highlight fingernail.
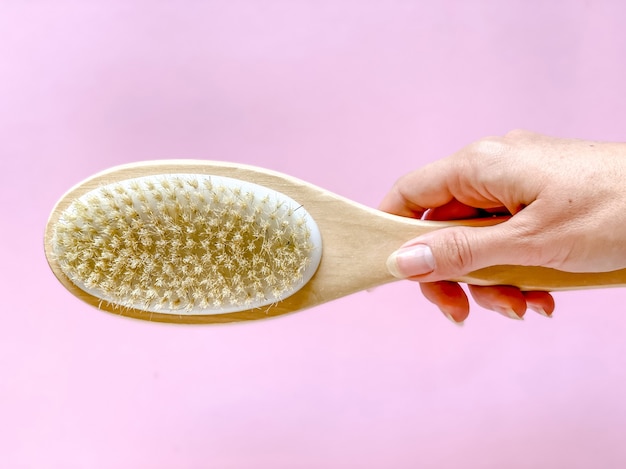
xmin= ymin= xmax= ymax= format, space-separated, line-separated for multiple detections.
xmin=495 ymin=307 xmax=523 ymax=320
xmin=386 ymin=244 xmax=435 ymax=278
xmin=530 ymin=306 xmax=552 ymax=318
xmin=442 ymin=310 xmax=464 ymax=327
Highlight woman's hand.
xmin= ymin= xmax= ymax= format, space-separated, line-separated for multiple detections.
xmin=380 ymin=130 xmax=626 ymax=324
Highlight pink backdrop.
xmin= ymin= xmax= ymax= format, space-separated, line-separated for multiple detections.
xmin=2 ymin=1 xmax=626 ymax=468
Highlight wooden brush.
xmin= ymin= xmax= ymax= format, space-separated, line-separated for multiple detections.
xmin=44 ymin=160 xmax=626 ymax=324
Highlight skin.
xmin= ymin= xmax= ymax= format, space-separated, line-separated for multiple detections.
xmin=379 ymin=130 xmax=626 ymax=324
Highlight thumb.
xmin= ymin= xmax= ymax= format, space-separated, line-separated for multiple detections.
xmin=386 ymin=217 xmax=539 ymax=281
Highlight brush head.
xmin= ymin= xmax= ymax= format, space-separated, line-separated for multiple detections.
xmin=50 ymin=174 xmax=322 ymax=314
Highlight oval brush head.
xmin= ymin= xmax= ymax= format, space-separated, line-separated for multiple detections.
xmin=50 ymin=173 xmax=322 ymax=315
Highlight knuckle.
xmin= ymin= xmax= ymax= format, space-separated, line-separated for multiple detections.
xmin=459 ymin=137 xmax=514 ymax=187
xmin=504 ymin=128 xmax=532 ymax=139
xmin=438 ymin=229 xmax=474 ymax=274
xmin=465 ymin=136 xmax=511 ymax=162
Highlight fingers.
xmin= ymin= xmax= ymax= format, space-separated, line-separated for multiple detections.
xmin=378 ymin=180 xmax=431 ymax=218
xmin=422 ymin=199 xmax=492 ymax=221
xmin=420 ymin=281 xmax=555 ymax=324
xmin=378 ymin=160 xmax=453 ymax=217
xmin=379 ymin=136 xmax=531 ymax=218
xmin=523 ymin=291 xmax=555 ymax=317
xmin=467 ymin=284 xmax=526 ymax=320
xmin=422 ymin=199 xmax=510 ymax=221
xmin=420 ymin=282 xmax=469 ymax=325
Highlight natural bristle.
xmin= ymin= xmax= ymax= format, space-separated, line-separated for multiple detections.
xmin=52 ymin=174 xmax=321 ymax=314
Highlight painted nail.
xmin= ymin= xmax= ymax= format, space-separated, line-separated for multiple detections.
xmin=442 ymin=310 xmax=464 ymax=327
xmin=495 ymin=307 xmax=523 ymax=320
xmin=386 ymin=244 xmax=435 ymax=278
xmin=530 ymin=306 xmax=552 ymax=318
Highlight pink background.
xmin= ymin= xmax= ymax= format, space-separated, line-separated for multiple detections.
xmin=2 ymin=1 xmax=626 ymax=468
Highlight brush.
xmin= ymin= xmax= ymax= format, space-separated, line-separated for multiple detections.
xmin=44 ymin=160 xmax=626 ymax=324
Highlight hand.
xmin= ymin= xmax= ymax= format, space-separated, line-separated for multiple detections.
xmin=380 ymin=130 xmax=626 ymax=324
